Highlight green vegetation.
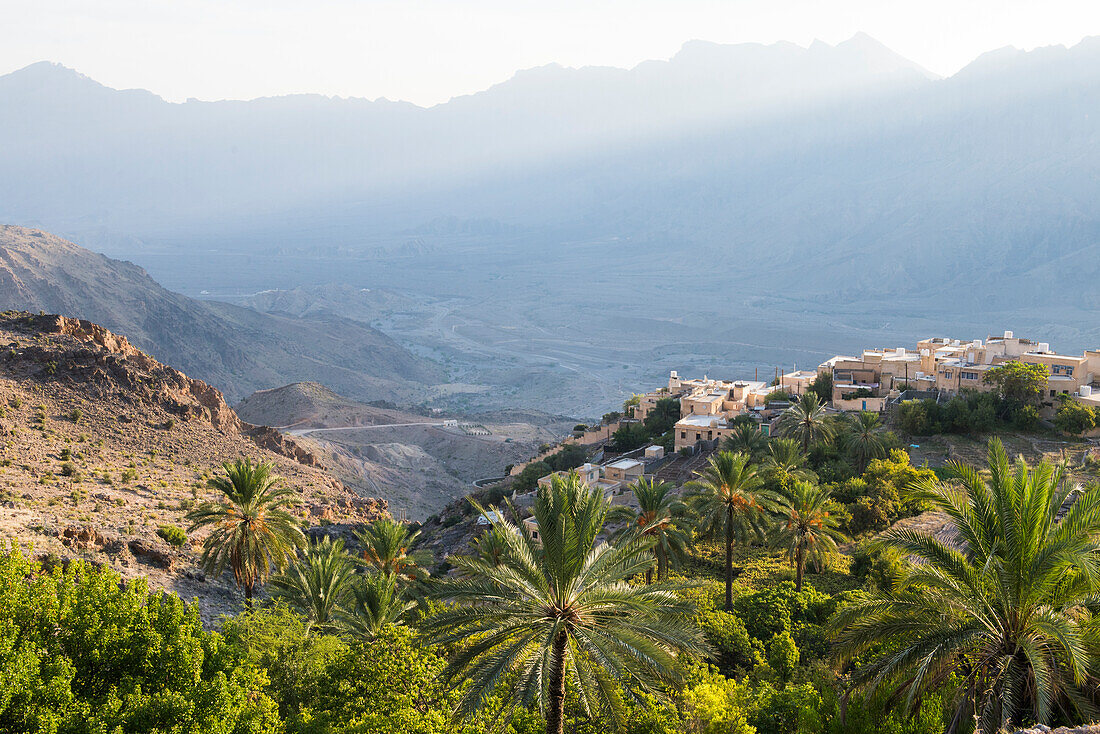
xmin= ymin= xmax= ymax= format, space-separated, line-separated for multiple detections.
xmin=425 ymin=474 xmax=708 ymax=733
xmin=834 ymin=439 xmax=1100 ymax=733
xmin=610 ymin=477 xmax=692 ymax=582
xmin=9 ymin=396 xmax=1100 ymax=734
xmin=187 ymin=459 xmax=305 ymax=607
xmin=270 ymin=536 xmax=356 ymax=633
xmin=354 ymin=517 xmax=430 ymax=582
xmin=769 ymin=482 xmax=846 ymax=592
xmin=609 ymin=396 xmax=681 ymax=452
xmin=687 ymin=451 xmax=775 ymax=611
xmin=1054 ymin=394 xmax=1097 ymax=435
xmin=776 ymin=393 xmax=834 ymax=453
xmin=808 ymin=372 xmax=833 ymax=404
xmin=511 ymin=443 xmax=589 ymax=492
xmin=764 ymin=389 xmax=791 ymax=405
xmin=156 ymin=524 xmax=188 ymax=546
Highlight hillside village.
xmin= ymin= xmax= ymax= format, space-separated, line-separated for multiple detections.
xmin=502 ymin=329 xmax=1100 ymax=522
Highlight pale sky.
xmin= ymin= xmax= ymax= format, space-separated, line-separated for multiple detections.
xmin=2 ymin=0 xmax=1099 ymax=106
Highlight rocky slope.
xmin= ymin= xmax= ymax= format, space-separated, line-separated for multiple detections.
xmin=0 ymin=225 xmax=443 ymax=403
xmin=0 ymin=311 xmax=387 ymax=620
xmin=235 ymin=381 xmax=415 ymax=428
xmin=237 ymin=381 xmax=576 ymax=520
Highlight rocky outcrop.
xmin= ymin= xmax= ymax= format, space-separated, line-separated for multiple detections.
xmin=12 ymin=311 xmax=337 ymax=465
xmin=247 ymin=425 xmax=320 ymax=466
xmin=127 ymin=538 xmax=175 ymax=570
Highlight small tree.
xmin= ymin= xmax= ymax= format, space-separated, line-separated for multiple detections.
xmin=840 ymin=411 xmax=887 ymax=473
xmin=270 ymin=535 xmax=356 ymax=633
xmin=186 ymin=459 xmax=304 ymax=607
xmin=1054 ymin=396 xmax=1096 ymax=436
xmin=769 ymin=482 xmax=846 ymax=592
xmin=643 ymin=396 xmax=682 ymax=436
xmin=776 ymin=393 xmax=834 ymax=454
xmin=609 ymin=477 xmax=692 ymax=582
xmin=808 ymin=372 xmax=833 ymax=404
xmin=983 ymin=361 xmax=1048 ymax=409
xmin=687 ymin=451 xmax=775 ymax=611
xmin=354 ymin=518 xmax=430 ymax=583
xmin=426 ymin=474 xmax=707 ymax=733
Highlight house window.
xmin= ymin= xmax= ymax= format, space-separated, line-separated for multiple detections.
xmin=943 ymin=370 xmax=953 ymax=379
xmin=1050 ymin=390 xmax=1057 ymax=397
xmin=680 ymin=431 xmax=686 ymax=439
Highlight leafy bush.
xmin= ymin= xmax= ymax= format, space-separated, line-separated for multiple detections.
xmin=0 ymin=547 xmax=281 ymax=733
xmin=766 ymin=632 xmax=800 ymax=681
xmin=157 ymin=525 xmax=188 ymax=547
xmin=765 ymin=390 xmax=792 ymax=405
xmin=849 ymin=541 xmax=904 ymax=591
xmin=698 ymin=610 xmax=764 ymax=674
xmin=1054 ymin=397 xmax=1096 ymax=435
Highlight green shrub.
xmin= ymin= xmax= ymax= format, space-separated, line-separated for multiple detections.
xmin=157 ymin=525 xmax=187 ymax=547
xmin=698 ymin=610 xmax=764 ymax=674
xmin=0 ymin=547 xmax=281 ymax=733
xmin=766 ymin=632 xmax=799 ymax=681
xmin=751 ymin=682 xmax=824 ymax=734
xmin=850 ymin=541 xmax=904 ymax=591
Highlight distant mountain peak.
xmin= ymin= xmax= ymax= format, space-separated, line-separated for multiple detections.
xmin=2 ymin=60 xmax=100 ymax=86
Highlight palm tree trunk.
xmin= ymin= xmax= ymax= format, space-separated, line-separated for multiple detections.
xmin=547 ymin=629 xmax=568 ymax=734
xmin=657 ymin=543 xmax=668 ymax=581
xmin=725 ymin=504 xmax=734 ymax=612
xmin=795 ymin=544 xmax=804 ymax=592
xmin=645 ymin=566 xmax=653 ymax=585
xmin=245 ymin=582 xmax=254 ymax=609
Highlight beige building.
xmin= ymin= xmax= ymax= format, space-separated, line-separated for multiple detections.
xmin=537 ymin=463 xmax=622 ymax=498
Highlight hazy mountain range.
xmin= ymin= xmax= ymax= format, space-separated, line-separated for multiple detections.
xmin=1 ymin=34 xmax=1098 ymax=414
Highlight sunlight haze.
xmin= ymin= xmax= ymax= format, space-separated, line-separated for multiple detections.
xmin=3 ymin=0 xmax=1100 ymax=105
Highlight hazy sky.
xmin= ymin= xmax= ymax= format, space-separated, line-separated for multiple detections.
xmin=3 ymin=0 xmax=1099 ymax=106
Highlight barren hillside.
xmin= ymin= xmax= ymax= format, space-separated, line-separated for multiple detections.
xmin=235 ymin=381 xmax=416 ymax=428
xmin=237 ymin=381 xmax=576 ymax=519
xmin=0 ymin=311 xmax=387 ymax=620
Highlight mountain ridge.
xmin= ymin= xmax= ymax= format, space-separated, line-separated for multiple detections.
xmin=0 ymin=225 xmax=443 ymax=403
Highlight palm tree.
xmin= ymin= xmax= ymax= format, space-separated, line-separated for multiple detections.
xmin=721 ymin=423 xmax=768 ymax=458
xmin=832 ymin=439 xmax=1100 ymax=733
xmin=770 ymin=482 xmax=846 ymax=592
xmin=354 ymin=518 xmax=430 ymax=583
xmin=471 ymin=524 xmax=509 ymax=565
xmin=269 ymin=535 xmax=355 ymax=632
xmin=686 ymin=451 xmax=774 ymax=611
xmin=424 ymin=474 xmax=708 ymax=734
xmin=776 ymin=392 xmax=834 ymax=454
xmin=760 ymin=438 xmax=815 ymax=489
xmin=186 ymin=458 xmax=304 ymax=608
xmin=609 ymin=477 xmax=692 ymax=583
xmin=841 ymin=411 xmax=887 ymax=473
xmin=339 ymin=571 xmax=414 ymax=640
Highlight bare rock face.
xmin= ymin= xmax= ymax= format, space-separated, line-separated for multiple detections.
xmin=127 ymin=538 xmax=175 ymax=570
xmin=60 ymin=524 xmax=110 ymax=550
xmin=247 ymin=425 xmax=320 ymax=467
xmin=23 ymin=312 xmax=345 ymax=462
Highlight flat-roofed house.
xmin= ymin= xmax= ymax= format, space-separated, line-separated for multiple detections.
xmin=604 ymin=458 xmax=644 ymax=484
